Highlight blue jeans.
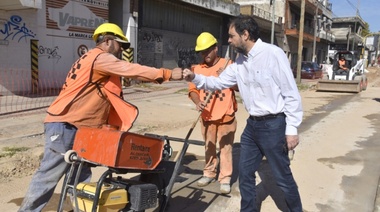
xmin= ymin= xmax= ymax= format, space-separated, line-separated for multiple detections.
xmin=239 ymin=116 xmax=302 ymax=212
xmin=19 ymin=122 xmax=91 ymax=212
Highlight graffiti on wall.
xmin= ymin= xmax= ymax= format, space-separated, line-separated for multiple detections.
xmin=143 ymin=31 xmax=162 ymax=43
xmin=138 ymin=29 xmax=199 ymax=68
xmin=138 ymin=30 xmax=164 ymax=67
xmin=142 ymin=31 xmax=163 ymax=53
xmin=0 ymin=15 xmax=36 ymax=42
xmin=38 ymin=45 xmax=62 ymax=63
xmin=177 ymin=48 xmax=197 ymax=68
xmin=164 ymin=38 xmax=183 ymax=57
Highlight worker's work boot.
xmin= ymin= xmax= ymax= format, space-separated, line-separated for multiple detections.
xmin=197 ymin=176 xmax=215 ymax=187
xmin=220 ymin=183 xmax=231 ymax=194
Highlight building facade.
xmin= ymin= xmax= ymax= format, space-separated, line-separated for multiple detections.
xmin=0 ymin=0 xmax=373 ymax=95
xmin=118 ymin=0 xmax=239 ymax=69
xmin=236 ymin=0 xmax=335 ymax=68
xmin=0 ymin=0 xmax=108 ymax=93
xmin=0 ymin=0 xmax=239 ymax=93
xmin=330 ymin=16 xmax=365 ymax=53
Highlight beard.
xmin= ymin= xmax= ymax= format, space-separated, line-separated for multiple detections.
xmin=234 ymin=45 xmax=245 ymax=54
xmin=109 ymin=43 xmax=122 ymax=59
xmin=115 ymin=51 xmax=122 ymax=59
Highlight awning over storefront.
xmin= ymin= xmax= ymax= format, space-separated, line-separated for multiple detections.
xmin=331 ymin=27 xmax=363 ymax=44
xmin=0 ymin=0 xmax=41 ymax=11
xmin=331 ymin=28 xmax=350 ymax=41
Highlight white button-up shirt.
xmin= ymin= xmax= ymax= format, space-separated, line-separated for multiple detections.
xmin=192 ymin=39 xmax=303 ymax=135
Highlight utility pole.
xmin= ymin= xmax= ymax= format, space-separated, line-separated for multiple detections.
xmin=352 ymin=19 xmax=357 ymax=52
xmin=362 ymin=33 xmax=380 ymax=67
xmin=352 ymin=0 xmax=360 ymax=52
xmin=377 ymin=35 xmax=380 ymax=66
xmin=296 ymin=0 xmax=305 ymax=84
xmin=347 ymin=26 xmax=351 ymax=51
xmin=312 ymin=0 xmax=319 ymax=62
xmin=271 ymin=0 xmax=275 ymax=44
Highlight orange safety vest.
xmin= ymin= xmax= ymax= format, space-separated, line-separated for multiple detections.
xmin=191 ymin=58 xmax=237 ymax=121
xmin=46 ymin=48 xmax=138 ymax=131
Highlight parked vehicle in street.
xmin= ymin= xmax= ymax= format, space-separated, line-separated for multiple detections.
xmin=293 ymin=61 xmax=323 ymax=79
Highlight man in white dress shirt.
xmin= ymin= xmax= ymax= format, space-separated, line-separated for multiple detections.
xmin=183 ymin=15 xmax=303 ymax=212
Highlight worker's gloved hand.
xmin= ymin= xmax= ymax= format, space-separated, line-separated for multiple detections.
xmin=183 ymin=68 xmax=195 ymax=82
xmin=171 ymin=67 xmax=183 ymax=80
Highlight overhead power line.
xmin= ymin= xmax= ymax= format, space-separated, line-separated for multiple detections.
xmin=331 ymin=0 xmax=361 ymax=18
xmin=345 ymin=0 xmax=358 ymax=12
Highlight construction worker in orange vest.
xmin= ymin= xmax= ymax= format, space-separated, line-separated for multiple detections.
xmin=19 ymin=23 xmax=183 ymax=212
xmin=188 ymin=32 xmax=237 ymax=194
xmin=338 ymin=55 xmax=349 ymax=73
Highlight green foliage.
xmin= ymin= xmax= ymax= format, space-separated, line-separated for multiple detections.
xmin=297 ymin=83 xmax=311 ymax=91
xmin=175 ymin=88 xmax=188 ymax=94
xmin=362 ymin=22 xmax=371 ymax=36
xmin=0 ymin=146 xmax=29 ymax=158
xmin=134 ymin=82 xmax=153 ymax=88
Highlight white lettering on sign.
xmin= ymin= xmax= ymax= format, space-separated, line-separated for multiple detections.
xmin=68 ymin=32 xmax=93 ymax=38
xmin=59 ymin=13 xmax=103 ymax=28
xmin=48 ymin=1 xmax=106 ymax=31
xmin=78 ymin=0 xmax=108 ymax=7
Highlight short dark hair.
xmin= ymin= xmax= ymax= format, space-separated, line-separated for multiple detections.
xmin=228 ymin=15 xmax=260 ymax=41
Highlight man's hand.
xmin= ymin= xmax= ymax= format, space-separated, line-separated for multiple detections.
xmin=171 ymin=67 xmax=183 ymax=80
xmin=196 ymin=101 xmax=206 ymax=112
xmin=183 ymin=68 xmax=195 ymax=82
xmin=286 ymin=135 xmax=299 ymax=150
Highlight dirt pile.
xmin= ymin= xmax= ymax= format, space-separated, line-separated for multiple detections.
xmin=0 ymin=154 xmax=41 ymax=183
xmin=367 ymin=66 xmax=380 ymax=86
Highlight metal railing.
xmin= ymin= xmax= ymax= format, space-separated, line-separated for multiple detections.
xmin=0 ymin=68 xmax=165 ymax=117
xmin=0 ymin=68 xmax=62 ymax=116
xmin=251 ymin=6 xmax=282 ymax=24
xmin=288 ymin=22 xmax=315 ymax=35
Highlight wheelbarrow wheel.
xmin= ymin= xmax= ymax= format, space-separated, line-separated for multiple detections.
xmin=64 ymin=150 xmax=78 ymax=164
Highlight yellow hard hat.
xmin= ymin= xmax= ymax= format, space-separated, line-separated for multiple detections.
xmin=195 ymin=32 xmax=217 ymax=52
xmin=93 ymin=23 xmax=129 ymax=43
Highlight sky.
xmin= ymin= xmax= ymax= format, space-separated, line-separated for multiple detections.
xmin=328 ymin=0 xmax=380 ymax=32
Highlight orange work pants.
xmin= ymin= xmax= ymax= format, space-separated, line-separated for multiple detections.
xmin=201 ymin=117 xmax=237 ymax=184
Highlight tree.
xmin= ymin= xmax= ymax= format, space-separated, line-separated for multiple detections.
xmin=362 ymin=22 xmax=370 ymax=36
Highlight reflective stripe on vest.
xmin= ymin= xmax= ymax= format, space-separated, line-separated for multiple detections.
xmin=47 ymin=48 xmax=138 ymax=131
xmin=193 ymin=58 xmax=236 ymax=121
xmin=47 ymin=48 xmax=104 ymax=116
